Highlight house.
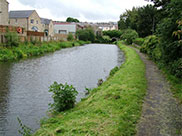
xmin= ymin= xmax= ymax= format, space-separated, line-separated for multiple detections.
xmin=41 ymin=18 xmax=54 ymax=36
xmin=53 ymin=21 xmax=77 ymax=35
xmin=96 ymin=22 xmax=118 ymax=31
xmin=0 ymin=0 xmax=9 ymax=25
xmin=9 ymin=10 xmax=43 ymax=32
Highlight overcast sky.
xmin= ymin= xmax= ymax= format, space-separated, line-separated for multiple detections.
xmin=7 ymin=0 xmax=152 ymax=22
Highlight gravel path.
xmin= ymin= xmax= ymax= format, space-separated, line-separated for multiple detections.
xmin=132 ymin=47 xmax=182 ymax=136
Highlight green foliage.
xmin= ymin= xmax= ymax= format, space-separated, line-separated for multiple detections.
xmin=0 ymin=41 xmax=88 ymax=62
xmin=155 ymin=0 xmax=182 ymax=78
xmin=4 ymin=31 xmax=19 ymax=47
xmin=103 ymin=30 xmax=123 ymax=39
xmin=121 ymin=29 xmax=139 ymax=44
xmin=17 ymin=117 xmax=32 ymax=136
xmin=140 ymin=35 xmax=161 ymax=61
xmin=66 ymin=17 xmax=79 ymax=22
xmin=49 ymin=82 xmax=78 ymax=112
xmin=109 ymin=66 xmax=119 ymax=77
xmin=76 ymin=28 xmax=95 ymax=42
xmin=133 ymin=38 xmax=145 ymax=46
xmin=67 ymin=33 xmax=74 ymax=41
xmin=118 ymin=5 xmax=157 ymax=37
xmin=34 ymin=43 xmax=146 ymax=136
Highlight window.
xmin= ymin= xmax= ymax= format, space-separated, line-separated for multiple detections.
xmin=30 ymin=19 xmax=34 ymax=24
xmin=58 ymin=30 xmax=67 ymax=34
xmin=36 ymin=20 xmax=38 ymax=24
xmin=31 ymin=26 xmax=38 ymax=32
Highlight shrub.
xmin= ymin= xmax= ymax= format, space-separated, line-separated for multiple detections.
xmin=169 ymin=58 xmax=182 ymax=78
xmin=76 ymin=28 xmax=95 ymax=42
xmin=133 ymin=38 xmax=145 ymax=46
xmin=120 ymin=29 xmax=139 ymax=44
xmin=48 ymin=82 xmax=78 ymax=112
xmin=4 ymin=31 xmax=19 ymax=47
xmin=67 ymin=33 xmax=74 ymax=41
xmin=140 ymin=35 xmax=161 ymax=60
xmin=103 ymin=30 xmax=123 ymax=39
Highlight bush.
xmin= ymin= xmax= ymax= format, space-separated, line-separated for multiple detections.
xmin=67 ymin=33 xmax=74 ymax=41
xmin=49 ymin=82 xmax=78 ymax=112
xmin=169 ymin=58 xmax=182 ymax=78
xmin=4 ymin=31 xmax=19 ymax=47
xmin=120 ymin=29 xmax=139 ymax=44
xmin=140 ymin=35 xmax=161 ymax=60
xmin=76 ymin=28 xmax=95 ymax=42
xmin=133 ymin=38 xmax=145 ymax=46
xmin=103 ymin=30 xmax=123 ymax=39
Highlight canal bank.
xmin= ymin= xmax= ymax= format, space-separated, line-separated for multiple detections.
xmin=34 ymin=42 xmax=147 ymax=136
xmin=0 ymin=40 xmax=90 ymax=62
xmin=0 ymin=44 xmax=124 ymax=136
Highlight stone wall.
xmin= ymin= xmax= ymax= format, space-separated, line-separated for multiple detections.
xmin=0 ymin=0 xmax=9 ymax=25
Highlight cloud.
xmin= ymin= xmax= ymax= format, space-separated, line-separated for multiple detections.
xmin=7 ymin=0 xmax=152 ymax=22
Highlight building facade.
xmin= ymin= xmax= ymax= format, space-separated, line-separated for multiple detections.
xmin=9 ymin=10 xmax=43 ymax=32
xmin=41 ymin=18 xmax=54 ymax=36
xmin=0 ymin=0 xmax=9 ymax=25
xmin=53 ymin=22 xmax=77 ymax=35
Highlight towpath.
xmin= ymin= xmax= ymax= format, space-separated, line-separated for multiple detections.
xmin=132 ymin=47 xmax=182 ymax=136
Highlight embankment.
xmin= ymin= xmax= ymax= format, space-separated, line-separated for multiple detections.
xmin=0 ymin=40 xmax=90 ymax=62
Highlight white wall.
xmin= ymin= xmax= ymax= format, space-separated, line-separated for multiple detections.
xmin=54 ymin=23 xmax=76 ymax=35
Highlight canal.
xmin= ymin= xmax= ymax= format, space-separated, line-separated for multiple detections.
xmin=0 ymin=44 xmax=124 ymax=136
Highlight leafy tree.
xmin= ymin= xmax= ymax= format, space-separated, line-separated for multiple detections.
xmin=66 ymin=17 xmax=79 ymax=22
xmin=136 ymin=5 xmax=157 ymax=37
xmin=76 ymin=28 xmax=95 ymax=42
xmin=121 ymin=29 xmax=139 ymax=44
xmin=145 ymin=0 xmax=171 ymax=7
xmin=118 ymin=5 xmax=157 ymax=37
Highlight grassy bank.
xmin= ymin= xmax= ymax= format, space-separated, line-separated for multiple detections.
xmin=0 ymin=40 xmax=90 ymax=62
xmin=34 ymin=42 xmax=147 ymax=136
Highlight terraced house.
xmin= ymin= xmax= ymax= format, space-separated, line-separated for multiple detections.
xmin=0 ymin=0 xmax=9 ymax=25
xmin=41 ymin=18 xmax=54 ymax=36
xmin=9 ymin=10 xmax=43 ymax=32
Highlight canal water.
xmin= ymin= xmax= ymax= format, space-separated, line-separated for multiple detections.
xmin=0 ymin=44 xmax=124 ymax=136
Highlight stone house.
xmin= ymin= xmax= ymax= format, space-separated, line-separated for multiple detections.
xmin=41 ymin=18 xmax=54 ymax=36
xmin=9 ymin=10 xmax=43 ymax=32
xmin=0 ymin=0 xmax=9 ymax=25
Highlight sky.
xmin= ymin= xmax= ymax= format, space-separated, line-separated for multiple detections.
xmin=7 ymin=0 xmax=152 ymax=22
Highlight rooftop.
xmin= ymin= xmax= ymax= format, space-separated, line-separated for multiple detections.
xmin=9 ymin=10 xmax=35 ymax=18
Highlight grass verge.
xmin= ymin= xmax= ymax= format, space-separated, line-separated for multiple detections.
xmin=34 ymin=42 xmax=147 ymax=136
xmin=0 ymin=40 xmax=90 ymax=62
xmin=160 ymin=68 xmax=182 ymax=103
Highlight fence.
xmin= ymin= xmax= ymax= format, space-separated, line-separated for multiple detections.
xmin=0 ymin=25 xmax=67 ymax=44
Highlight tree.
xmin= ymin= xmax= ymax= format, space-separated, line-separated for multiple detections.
xmin=136 ymin=5 xmax=157 ymax=37
xmin=118 ymin=5 xmax=157 ymax=37
xmin=66 ymin=17 xmax=79 ymax=22
xmin=145 ymin=0 xmax=171 ymax=8
xmin=76 ymin=28 xmax=95 ymax=42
